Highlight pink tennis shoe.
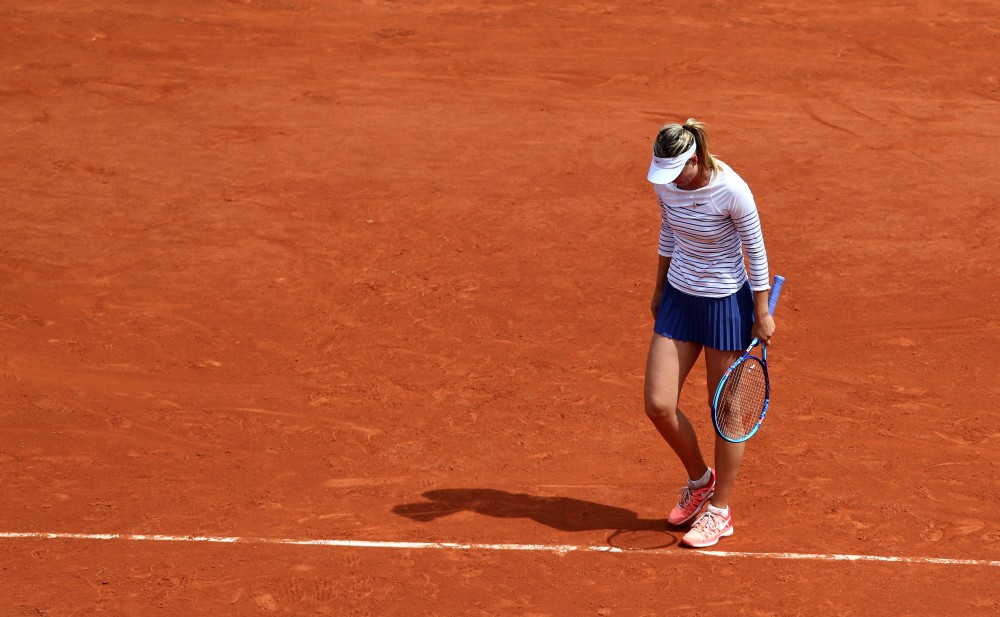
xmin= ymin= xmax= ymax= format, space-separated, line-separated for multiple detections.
xmin=681 ymin=506 xmax=734 ymax=548
xmin=667 ymin=468 xmax=716 ymax=526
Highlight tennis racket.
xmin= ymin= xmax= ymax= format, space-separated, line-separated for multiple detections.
xmin=711 ymin=275 xmax=785 ymax=443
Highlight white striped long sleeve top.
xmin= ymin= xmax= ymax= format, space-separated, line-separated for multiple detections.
xmin=655 ymin=161 xmax=770 ymax=298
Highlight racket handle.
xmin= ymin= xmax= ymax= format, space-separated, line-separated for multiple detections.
xmin=767 ymin=275 xmax=785 ymax=315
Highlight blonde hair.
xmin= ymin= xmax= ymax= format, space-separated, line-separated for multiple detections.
xmin=652 ymin=118 xmax=721 ymax=176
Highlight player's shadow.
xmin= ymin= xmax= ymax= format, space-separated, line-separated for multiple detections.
xmin=392 ymin=488 xmax=666 ymax=532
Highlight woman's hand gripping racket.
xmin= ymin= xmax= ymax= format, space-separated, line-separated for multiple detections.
xmin=711 ymin=275 xmax=785 ymax=443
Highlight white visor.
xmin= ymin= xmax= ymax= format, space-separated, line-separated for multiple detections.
xmin=646 ymin=142 xmax=696 ymax=184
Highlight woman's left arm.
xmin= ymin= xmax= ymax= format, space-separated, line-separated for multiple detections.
xmin=731 ymin=183 xmax=774 ymax=344
xmin=751 ymin=290 xmax=775 ymax=345
xmin=732 ymin=209 xmax=769 ymax=293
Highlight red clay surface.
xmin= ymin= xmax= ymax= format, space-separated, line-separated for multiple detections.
xmin=2 ymin=0 xmax=999 ymax=614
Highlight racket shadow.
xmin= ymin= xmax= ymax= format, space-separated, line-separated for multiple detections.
xmin=392 ymin=488 xmax=670 ymax=534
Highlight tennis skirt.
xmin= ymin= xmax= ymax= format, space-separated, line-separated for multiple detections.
xmin=654 ymin=281 xmax=754 ymax=351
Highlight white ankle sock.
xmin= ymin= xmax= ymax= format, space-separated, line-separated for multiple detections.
xmin=688 ymin=468 xmax=713 ymax=489
xmin=707 ymin=504 xmax=729 ymax=517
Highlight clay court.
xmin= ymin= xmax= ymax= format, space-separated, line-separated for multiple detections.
xmin=2 ymin=0 xmax=999 ymax=614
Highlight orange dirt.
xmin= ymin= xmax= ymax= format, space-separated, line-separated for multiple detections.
xmin=2 ymin=0 xmax=999 ymax=614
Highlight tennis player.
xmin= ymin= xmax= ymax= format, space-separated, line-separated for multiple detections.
xmin=643 ymin=119 xmax=775 ymax=548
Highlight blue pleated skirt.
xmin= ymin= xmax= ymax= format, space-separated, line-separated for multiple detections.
xmin=654 ymin=281 xmax=754 ymax=351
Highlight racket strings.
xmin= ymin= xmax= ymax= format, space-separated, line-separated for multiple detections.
xmin=717 ymin=360 xmax=767 ymax=440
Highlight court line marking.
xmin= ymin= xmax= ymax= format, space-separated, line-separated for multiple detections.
xmin=0 ymin=532 xmax=997 ymax=567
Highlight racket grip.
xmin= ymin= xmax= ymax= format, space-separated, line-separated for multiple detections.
xmin=767 ymin=275 xmax=785 ymax=315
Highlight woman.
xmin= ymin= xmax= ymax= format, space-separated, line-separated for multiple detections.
xmin=644 ymin=119 xmax=775 ymax=548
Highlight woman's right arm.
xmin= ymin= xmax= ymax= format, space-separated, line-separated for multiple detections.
xmin=652 ymin=200 xmax=674 ymax=318
xmin=651 ymin=255 xmax=671 ymax=317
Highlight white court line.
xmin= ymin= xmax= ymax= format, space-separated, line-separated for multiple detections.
xmin=0 ymin=532 xmax=997 ymax=567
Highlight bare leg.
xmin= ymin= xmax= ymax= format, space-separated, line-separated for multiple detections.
xmin=643 ymin=334 xmax=707 ymax=481
xmin=704 ymin=346 xmax=745 ymax=508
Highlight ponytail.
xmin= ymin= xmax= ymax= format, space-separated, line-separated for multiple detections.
xmin=682 ymin=118 xmax=721 ymax=175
